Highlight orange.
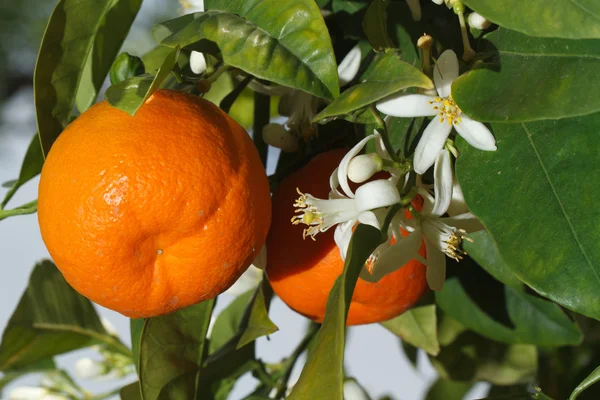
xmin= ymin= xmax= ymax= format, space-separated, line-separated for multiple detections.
xmin=38 ymin=89 xmax=271 ymax=318
xmin=266 ymin=149 xmax=428 ymax=325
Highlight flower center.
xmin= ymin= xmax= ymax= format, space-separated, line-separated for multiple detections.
xmin=429 ymin=95 xmax=462 ymax=126
xmin=291 ymin=189 xmax=323 ymax=240
xmin=443 ymin=228 xmax=473 ymax=261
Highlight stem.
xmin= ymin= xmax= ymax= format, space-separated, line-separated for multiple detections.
xmin=272 ymin=323 xmax=319 ymax=399
xmin=380 ymin=204 xmax=403 ymax=240
xmin=253 ymin=361 xmax=278 ymax=388
xmin=220 ymin=74 xmax=253 ymax=114
xmin=253 ymin=91 xmax=270 ymax=167
xmin=368 ymin=105 xmax=400 ymax=162
xmin=206 ymin=63 xmax=227 ymax=83
xmin=454 ymin=2 xmax=476 ymax=62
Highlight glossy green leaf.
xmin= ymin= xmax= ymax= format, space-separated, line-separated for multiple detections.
xmin=138 ymin=300 xmax=214 ymax=400
xmin=209 ymin=291 xmax=253 ymax=354
xmin=0 ymin=200 xmax=38 ymax=221
xmin=105 ymin=47 xmax=180 ymax=116
xmin=109 ymin=52 xmax=145 ymax=85
xmin=462 ymin=0 xmax=600 ymax=39
xmin=237 ymin=280 xmax=278 ymax=349
xmin=0 ymin=261 xmax=129 ymax=371
xmin=313 ymin=52 xmax=433 ymax=122
xmin=570 ymin=365 xmax=600 ymax=400
xmin=120 ymin=381 xmax=142 ymax=400
xmin=452 ymin=29 xmax=600 ymax=122
xmin=288 ymin=224 xmax=383 ymax=400
xmin=424 ymin=379 xmax=472 ymax=400
xmin=74 ymin=0 xmax=142 ymax=112
xmin=362 ymin=0 xmax=393 ymax=51
xmin=0 ymin=358 xmax=56 ymax=396
xmin=129 ymin=318 xmax=143 ymax=373
xmin=1 ymin=133 xmax=43 ymax=209
xmin=381 ymin=305 xmax=439 ymax=356
xmin=456 ymin=113 xmax=600 ymax=320
xmin=161 ymin=0 xmax=339 ymax=100
xmin=34 ymin=0 xmax=142 ymax=155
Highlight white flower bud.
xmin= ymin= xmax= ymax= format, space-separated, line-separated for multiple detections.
xmin=190 ymin=51 xmax=207 ymax=75
xmin=347 ymin=153 xmax=383 ymax=183
xmin=262 ymin=123 xmax=298 ymax=153
xmin=9 ymin=387 xmax=68 ymax=400
xmin=431 ymin=0 xmax=444 ymax=5
xmin=343 ymin=380 xmax=370 ymax=400
xmin=75 ymin=357 xmax=105 ymax=380
xmin=468 ymin=12 xmax=491 ymax=29
xmin=338 ymin=45 xmax=361 ymax=86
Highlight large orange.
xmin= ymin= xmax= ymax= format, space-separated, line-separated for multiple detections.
xmin=266 ymin=149 xmax=427 ymax=325
xmin=38 ymin=89 xmax=271 ymax=318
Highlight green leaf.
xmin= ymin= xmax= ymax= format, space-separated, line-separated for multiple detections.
xmin=0 ymin=358 xmax=56 ymax=396
xmin=0 ymin=261 xmax=130 ymax=371
xmin=455 ymin=113 xmax=600 ymax=320
xmin=161 ymin=0 xmax=339 ymax=100
xmin=138 ymin=300 xmax=214 ymax=400
xmin=120 ymin=381 xmax=142 ymax=400
xmin=129 ymin=318 xmax=143 ymax=373
xmin=424 ymin=379 xmax=472 ymax=400
xmin=237 ymin=280 xmax=278 ymax=349
xmin=209 ymin=291 xmax=253 ymax=354
xmin=1 ymin=133 xmax=43 ymax=209
xmin=288 ymin=224 xmax=383 ymax=400
xmin=109 ymin=52 xmax=146 ymax=85
xmin=313 ymin=52 xmax=433 ymax=122
xmin=105 ymin=47 xmax=180 ymax=116
xmin=385 ymin=116 xmax=424 ymax=157
xmin=462 ymin=0 xmax=600 ymax=39
xmin=0 ymin=200 xmax=38 ymax=221
xmin=570 ymin=365 xmax=600 ymax=400
xmin=362 ymin=0 xmax=393 ymax=51
xmin=34 ymin=0 xmax=142 ymax=156
xmin=381 ymin=305 xmax=440 ymax=356
xmin=452 ymin=29 xmax=600 ymax=122
xmin=74 ymin=0 xmax=142 ymax=113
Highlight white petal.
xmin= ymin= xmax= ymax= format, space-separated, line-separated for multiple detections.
xmin=376 ymin=94 xmax=438 ymax=118
xmin=262 ymin=124 xmax=298 ymax=153
xmin=357 ymin=210 xmax=382 ymax=229
xmin=10 ymin=387 xmax=50 ymax=400
xmin=338 ymin=45 xmax=362 ymax=86
xmin=75 ymin=358 xmax=104 ymax=379
xmin=355 ymin=179 xmax=400 ymax=212
xmin=190 ymin=51 xmax=207 ymax=74
xmin=362 ymin=229 xmax=423 ymax=282
xmin=418 ymin=187 xmax=435 ymax=216
xmin=343 ymin=380 xmax=370 ymax=400
xmin=334 ymin=220 xmax=355 ymax=260
xmin=421 ymin=218 xmax=453 ymax=253
xmin=454 ymin=115 xmax=497 ymax=151
xmin=225 ymin=265 xmax=263 ymax=296
xmin=423 ymin=238 xmax=447 ymax=291
xmin=447 ymin=176 xmax=469 ymax=216
xmin=337 ymin=134 xmax=377 ymax=198
xmin=406 ymin=0 xmax=422 ymax=21
xmin=431 ymin=0 xmax=444 ymax=4
xmin=441 ymin=213 xmax=484 ymax=233
xmin=431 ymin=149 xmax=453 ymax=218
xmin=329 ymin=167 xmax=346 ymax=199
xmin=433 ymin=50 xmax=459 ymax=98
xmin=413 ymin=119 xmax=452 ymax=174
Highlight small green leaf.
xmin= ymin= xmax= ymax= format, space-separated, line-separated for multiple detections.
xmin=105 ymin=47 xmax=180 ymax=116
xmin=362 ymin=0 xmax=393 ymax=51
xmin=34 ymin=0 xmax=142 ymax=155
xmin=462 ymin=0 xmax=600 ymax=39
xmin=209 ymin=291 xmax=253 ymax=354
xmin=381 ymin=305 xmax=440 ymax=356
xmin=288 ymin=224 xmax=383 ymax=400
xmin=452 ymin=29 xmax=600 ymax=122
xmin=313 ymin=52 xmax=433 ymax=122
xmin=424 ymin=379 xmax=472 ymax=400
xmin=161 ymin=0 xmax=339 ymax=100
xmin=110 ymin=52 xmax=145 ymax=85
xmin=1 ymin=133 xmax=43 ymax=209
xmin=0 ymin=200 xmax=38 ymax=221
xmin=0 ymin=261 xmax=129 ymax=371
xmin=138 ymin=300 xmax=214 ymax=400
xmin=237 ymin=280 xmax=278 ymax=349
xmin=456 ymin=113 xmax=600 ymax=320
xmin=570 ymin=365 xmax=600 ymax=400
xmin=120 ymin=381 xmax=142 ymax=400
xmin=129 ymin=318 xmax=144 ymax=373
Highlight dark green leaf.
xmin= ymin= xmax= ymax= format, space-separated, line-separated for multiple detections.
xmin=362 ymin=0 xmax=393 ymax=51
xmin=452 ymin=29 xmax=600 ymax=122
xmin=120 ymin=381 xmax=142 ymax=400
xmin=313 ymin=52 xmax=433 ymax=121
xmin=129 ymin=318 xmax=144 ymax=373
xmin=385 ymin=116 xmax=424 ymax=157
xmin=455 ymin=113 xmax=600 ymax=320
xmin=381 ymin=305 xmax=439 ymax=356
xmin=288 ymin=224 xmax=383 ymax=399
xmin=105 ymin=47 xmax=180 ymax=116
xmin=570 ymin=365 xmax=600 ymax=400
xmin=34 ymin=0 xmax=142 ymax=155
xmin=0 ymin=261 xmax=129 ymax=371
xmin=0 ymin=200 xmax=38 ymax=221
xmin=0 ymin=358 xmax=56 ymax=396
xmin=209 ymin=291 xmax=253 ymax=354
xmin=237 ymin=280 xmax=278 ymax=349
xmin=110 ymin=52 xmax=146 ymax=85
xmin=162 ymin=0 xmax=339 ymax=100
xmin=424 ymin=379 xmax=472 ymax=400
xmin=462 ymin=0 xmax=600 ymax=39
xmin=1 ymin=133 xmax=43 ymax=209
xmin=401 ymin=340 xmax=418 ymax=368
xmin=138 ymin=300 xmax=214 ymax=400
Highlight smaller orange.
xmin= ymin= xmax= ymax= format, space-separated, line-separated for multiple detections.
xmin=38 ymin=89 xmax=271 ymax=318
xmin=266 ymin=149 xmax=428 ymax=326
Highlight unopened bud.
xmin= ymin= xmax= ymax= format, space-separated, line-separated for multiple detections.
xmin=452 ymin=1 xmax=465 ymax=14
xmin=417 ymin=34 xmax=433 ymax=50
xmin=262 ymin=124 xmax=298 ymax=153
xmin=347 ymin=153 xmax=383 ymax=183
xmin=190 ymin=51 xmax=207 ymax=74
xmin=75 ymin=358 xmax=106 ymax=380
xmin=468 ymin=12 xmax=491 ymax=29
xmin=431 ymin=0 xmax=444 ymax=5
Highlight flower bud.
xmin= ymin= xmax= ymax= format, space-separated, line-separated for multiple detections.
xmin=262 ymin=124 xmax=298 ymax=153
xmin=347 ymin=154 xmax=383 ymax=183
xmin=338 ymin=45 xmax=362 ymax=86
xmin=190 ymin=51 xmax=207 ymax=74
xmin=417 ymin=34 xmax=433 ymax=50
xmin=9 ymin=387 xmax=68 ymax=400
xmin=468 ymin=12 xmax=491 ymax=29
xmin=75 ymin=357 xmax=106 ymax=380
xmin=431 ymin=0 xmax=444 ymax=5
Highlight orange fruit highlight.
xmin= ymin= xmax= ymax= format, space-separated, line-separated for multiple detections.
xmin=266 ymin=149 xmax=427 ymax=325
xmin=38 ymin=89 xmax=271 ymax=318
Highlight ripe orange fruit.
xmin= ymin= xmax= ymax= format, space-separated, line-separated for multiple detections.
xmin=266 ymin=149 xmax=427 ymax=325
xmin=38 ymin=89 xmax=271 ymax=318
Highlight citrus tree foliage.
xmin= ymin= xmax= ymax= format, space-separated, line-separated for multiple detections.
xmin=2 ymin=0 xmax=600 ymax=399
